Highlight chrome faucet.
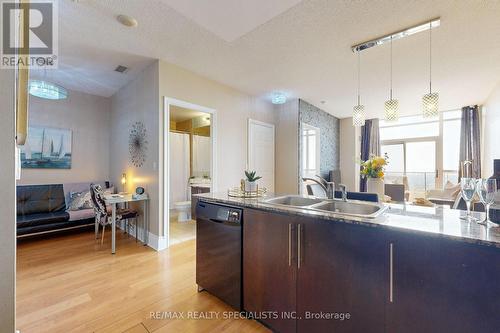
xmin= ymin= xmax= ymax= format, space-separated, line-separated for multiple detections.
xmin=302 ymin=176 xmax=335 ymax=199
xmin=339 ymin=184 xmax=348 ymax=202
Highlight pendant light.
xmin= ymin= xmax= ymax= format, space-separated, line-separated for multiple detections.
xmin=422 ymin=21 xmax=439 ymax=117
xmin=353 ymin=50 xmax=366 ymax=127
xmin=385 ymin=36 xmax=399 ymax=121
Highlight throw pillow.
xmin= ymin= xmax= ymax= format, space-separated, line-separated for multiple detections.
xmin=67 ymin=191 xmax=94 ymax=211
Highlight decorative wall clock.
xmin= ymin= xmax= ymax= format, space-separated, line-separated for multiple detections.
xmin=129 ymin=121 xmax=148 ymax=167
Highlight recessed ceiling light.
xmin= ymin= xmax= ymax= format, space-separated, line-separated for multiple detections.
xmin=271 ymin=92 xmax=287 ymax=105
xmin=117 ymin=15 xmax=138 ymax=28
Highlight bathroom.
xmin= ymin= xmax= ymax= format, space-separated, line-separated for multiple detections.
xmin=169 ymin=105 xmax=212 ymax=245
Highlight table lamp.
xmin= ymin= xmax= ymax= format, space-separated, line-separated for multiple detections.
xmin=121 ymin=173 xmax=127 ymax=193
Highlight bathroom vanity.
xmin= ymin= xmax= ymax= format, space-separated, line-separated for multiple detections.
xmin=195 ymin=193 xmax=500 ymax=333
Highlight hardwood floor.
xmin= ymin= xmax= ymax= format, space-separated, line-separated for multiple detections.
xmin=16 ymin=231 xmax=269 ymax=333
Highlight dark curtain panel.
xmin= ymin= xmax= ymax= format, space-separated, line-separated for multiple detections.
xmin=359 ymin=119 xmax=381 ymax=192
xmin=458 ymin=105 xmax=481 ymax=180
xmin=370 ymin=118 xmax=381 ymax=156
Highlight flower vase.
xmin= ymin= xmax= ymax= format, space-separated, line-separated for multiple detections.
xmin=367 ymin=178 xmax=385 ymax=202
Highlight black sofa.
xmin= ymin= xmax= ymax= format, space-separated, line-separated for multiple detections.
xmin=17 ymin=184 xmax=94 ymax=237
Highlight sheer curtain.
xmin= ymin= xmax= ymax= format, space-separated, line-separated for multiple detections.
xmin=458 ymin=105 xmax=481 ymax=179
xmin=359 ymin=119 xmax=381 ymax=192
xmin=169 ymin=132 xmax=190 ymax=208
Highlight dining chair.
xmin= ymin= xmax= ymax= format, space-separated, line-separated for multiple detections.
xmin=90 ymin=184 xmax=139 ymax=245
xmin=334 ymin=191 xmax=379 ymax=203
xmin=306 ymin=183 xmax=379 ymax=202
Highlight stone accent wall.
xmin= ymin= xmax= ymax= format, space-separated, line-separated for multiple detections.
xmin=299 ymin=99 xmax=340 ymax=181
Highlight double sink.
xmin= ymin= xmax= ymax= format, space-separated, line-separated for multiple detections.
xmin=263 ymin=195 xmax=387 ymax=218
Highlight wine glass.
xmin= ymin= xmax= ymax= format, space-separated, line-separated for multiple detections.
xmin=476 ymin=179 xmax=499 ymax=227
xmin=460 ymin=178 xmax=478 ymax=222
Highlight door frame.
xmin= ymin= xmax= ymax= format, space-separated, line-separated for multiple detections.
xmin=247 ymin=118 xmax=275 ymax=191
xmin=300 ymin=122 xmax=321 ymax=177
xmin=163 ymin=97 xmax=217 ymax=248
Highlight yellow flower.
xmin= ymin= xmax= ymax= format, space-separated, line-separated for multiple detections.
xmin=377 ymin=171 xmax=384 ymax=178
xmin=375 ymin=157 xmax=386 ymax=166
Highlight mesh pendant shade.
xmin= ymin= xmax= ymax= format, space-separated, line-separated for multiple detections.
xmin=353 ymin=104 xmax=366 ymax=127
xmin=384 ymin=99 xmax=399 ymax=121
xmin=422 ymin=92 xmax=439 ymax=118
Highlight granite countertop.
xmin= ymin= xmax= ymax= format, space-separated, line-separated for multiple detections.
xmin=195 ymin=192 xmax=500 ymax=249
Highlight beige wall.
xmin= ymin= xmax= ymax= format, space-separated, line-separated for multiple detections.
xmin=18 ymin=89 xmax=111 ymax=185
xmin=158 ymin=60 xmax=276 ymax=236
xmin=109 ymin=60 xmax=276 ymax=244
xmin=483 ymin=82 xmax=500 ymax=177
xmin=275 ymin=99 xmax=299 ymax=195
xmin=340 ymin=117 xmax=360 ymax=191
xmin=110 ymin=61 xmax=160 ymax=238
xmin=0 ymin=69 xmax=16 ymax=331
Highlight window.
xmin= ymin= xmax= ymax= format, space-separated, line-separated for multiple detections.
xmin=380 ymin=110 xmax=461 ymax=199
xmin=301 ymin=123 xmax=320 ymax=178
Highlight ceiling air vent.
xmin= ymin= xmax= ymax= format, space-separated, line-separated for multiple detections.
xmin=114 ymin=65 xmax=129 ymax=73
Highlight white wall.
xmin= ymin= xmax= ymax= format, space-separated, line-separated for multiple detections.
xmin=340 ymin=117 xmax=360 ymax=191
xmin=483 ymin=82 xmax=500 ymax=177
xmin=109 ymin=61 xmax=160 ymax=237
xmin=0 ymin=69 xmax=16 ymax=331
xmin=158 ymin=60 xmax=276 ymax=237
xmin=18 ymin=89 xmax=111 ymax=185
xmin=275 ymin=99 xmax=299 ymax=194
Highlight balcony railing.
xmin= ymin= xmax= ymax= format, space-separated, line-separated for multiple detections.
xmin=385 ymin=171 xmax=458 ymax=200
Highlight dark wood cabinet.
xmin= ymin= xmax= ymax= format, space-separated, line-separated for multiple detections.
xmin=297 ymin=219 xmax=386 ymax=333
xmin=244 ymin=209 xmax=297 ymax=332
xmin=386 ymin=231 xmax=500 ymax=333
xmin=244 ymin=209 xmax=387 ymax=333
xmin=243 ymin=207 xmax=500 ymax=333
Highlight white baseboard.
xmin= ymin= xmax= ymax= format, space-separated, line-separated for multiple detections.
xmin=117 ymin=220 xmax=168 ymax=251
xmin=148 ymin=232 xmax=168 ymax=251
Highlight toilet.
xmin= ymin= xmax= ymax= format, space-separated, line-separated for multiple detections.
xmin=173 ymin=201 xmax=192 ymax=222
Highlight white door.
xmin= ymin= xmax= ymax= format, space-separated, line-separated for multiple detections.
xmin=248 ymin=119 xmax=275 ymax=192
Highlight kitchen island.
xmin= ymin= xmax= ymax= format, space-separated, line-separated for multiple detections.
xmin=195 ymin=193 xmax=500 ymax=333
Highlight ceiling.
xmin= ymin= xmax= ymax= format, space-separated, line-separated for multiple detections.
xmin=56 ymin=0 xmax=500 ymax=118
xmin=170 ymin=105 xmax=210 ymax=122
xmin=161 ymin=0 xmax=303 ymax=42
xmin=31 ymin=41 xmax=154 ymax=97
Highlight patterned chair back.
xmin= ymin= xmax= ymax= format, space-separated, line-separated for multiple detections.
xmin=90 ymin=184 xmax=108 ymax=223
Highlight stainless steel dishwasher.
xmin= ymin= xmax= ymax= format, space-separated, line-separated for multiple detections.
xmin=196 ymin=201 xmax=243 ymax=310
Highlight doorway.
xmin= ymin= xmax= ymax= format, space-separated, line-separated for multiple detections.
xmin=300 ymin=122 xmax=320 ymax=195
xmin=247 ymin=119 xmax=275 ymax=192
xmin=164 ymin=98 xmax=216 ymax=247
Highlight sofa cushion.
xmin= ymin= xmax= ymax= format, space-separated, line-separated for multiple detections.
xmin=67 ymin=208 xmax=94 ymax=221
xmin=17 ymin=211 xmax=69 ymax=228
xmin=17 ymin=184 xmax=66 ymax=215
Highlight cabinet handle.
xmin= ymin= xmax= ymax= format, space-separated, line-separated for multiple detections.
xmin=288 ymin=223 xmax=292 ymax=266
xmin=297 ymin=224 xmax=302 ymax=269
xmin=389 ymin=242 xmax=394 ymax=303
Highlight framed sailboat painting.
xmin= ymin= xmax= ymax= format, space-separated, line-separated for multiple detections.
xmin=20 ymin=126 xmax=72 ymax=169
